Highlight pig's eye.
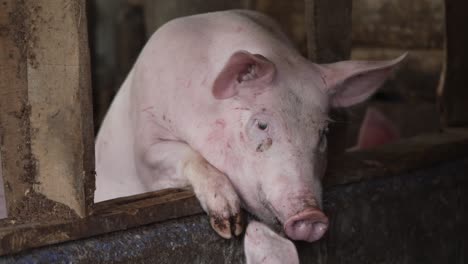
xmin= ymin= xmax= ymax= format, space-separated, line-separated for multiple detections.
xmin=318 ymin=127 xmax=328 ymax=152
xmin=246 ymin=114 xmax=276 ymax=152
xmin=256 ymin=120 xmax=268 ymax=131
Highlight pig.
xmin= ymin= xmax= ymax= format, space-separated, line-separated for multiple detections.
xmin=95 ymin=9 xmax=405 ymax=243
xmin=244 ymin=221 xmax=299 ymax=264
xmin=353 ymin=107 xmax=400 ymax=150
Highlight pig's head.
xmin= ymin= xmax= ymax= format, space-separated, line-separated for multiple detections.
xmin=209 ymin=50 xmax=406 ymax=242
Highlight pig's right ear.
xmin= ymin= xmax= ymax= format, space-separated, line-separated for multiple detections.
xmin=319 ymin=53 xmax=406 ymax=107
xmin=212 ymin=50 xmax=276 ymax=99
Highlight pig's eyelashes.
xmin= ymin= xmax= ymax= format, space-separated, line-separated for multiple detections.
xmin=319 ymin=127 xmax=329 ymax=138
xmin=317 ymin=127 xmax=328 ymax=152
xmin=318 ymin=135 xmax=327 ymax=152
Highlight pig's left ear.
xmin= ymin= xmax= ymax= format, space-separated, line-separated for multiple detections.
xmin=319 ymin=53 xmax=407 ymax=107
xmin=212 ymin=50 xmax=276 ymax=99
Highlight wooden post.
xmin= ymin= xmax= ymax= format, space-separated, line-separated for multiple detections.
xmin=437 ymin=0 xmax=468 ymax=127
xmin=0 ymin=0 xmax=94 ymax=221
xmin=0 ymin=151 xmax=5 ymax=219
xmin=143 ymin=0 xmax=251 ymax=36
xmin=353 ymin=0 xmax=444 ymax=50
xmin=303 ymin=2 xmax=352 ymax=262
xmin=304 ymin=0 xmax=353 ymax=161
xmin=305 ymin=0 xmax=352 ymax=63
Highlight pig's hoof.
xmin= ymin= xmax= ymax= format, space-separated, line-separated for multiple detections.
xmin=202 ymin=185 xmax=244 ymax=239
xmin=210 ymin=210 xmax=244 ymax=239
xmin=196 ymin=186 xmax=244 ymax=238
xmin=184 ymin=155 xmax=245 ymax=238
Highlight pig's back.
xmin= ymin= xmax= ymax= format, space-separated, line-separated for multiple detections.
xmin=137 ymin=10 xmax=296 ymax=78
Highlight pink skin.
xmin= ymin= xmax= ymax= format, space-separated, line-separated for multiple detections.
xmin=244 ymin=221 xmax=299 ymax=264
xmin=347 ymin=107 xmax=400 ymax=151
xmin=95 ymin=10 xmax=406 ymax=244
xmin=284 ymin=209 xmax=328 ymax=242
xmin=356 ymin=107 xmax=400 ymax=149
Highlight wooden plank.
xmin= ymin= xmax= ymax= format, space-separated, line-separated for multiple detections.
xmin=325 ymin=128 xmax=468 ymax=186
xmin=0 ymin=0 xmax=39 ymax=221
xmin=0 ymin=152 xmax=5 ymax=219
xmin=304 ymin=0 xmax=352 ymax=63
xmin=437 ymin=0 xmax=468 ymax=126
xmin=0 ymin=130 xmax=467 ymax=255
xmin=252 ymin=0 xmax=307 ymax=55
xmin=353 ymin=0 xmax=444 ymax=49
xmin=304 ymin=0 xmax=352 ymax=162
xmin=0 ymin=189 xmax=202 ymax=255
xmin=143 ymin=0 xmax=250 ymax=36
xmin=0 ymin=0 xmax=94 ymax=222
xmin=27 ymin=0 xmax=95 ymax=217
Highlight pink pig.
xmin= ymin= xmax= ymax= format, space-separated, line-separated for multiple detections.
xmin=355 ymin=107 xmax=400 ymax=150
xmin=95 ymin=10 xmax=405 ymax=243
xmin=244 ymin=221 xmax=299 ymax=264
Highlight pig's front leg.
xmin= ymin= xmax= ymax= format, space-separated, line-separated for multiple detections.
xmin=141 ymin=141 xmax=244 ymax=239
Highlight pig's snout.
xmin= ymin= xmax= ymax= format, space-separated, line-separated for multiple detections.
xmin=283 ymin=209 xmax=328 ymax=242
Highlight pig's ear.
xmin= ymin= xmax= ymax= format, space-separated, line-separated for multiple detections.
xmin=244 ymin=221 xmax=299 ymax=264
xmin=356 ymin=107 xmax=400 ymax=149
xmin=319 ymin=53 xmax=407 ymax=107
xmin=212 ymin=50 xmax=276 ymax=99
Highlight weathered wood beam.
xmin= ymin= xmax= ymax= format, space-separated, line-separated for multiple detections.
xmin=252 ymin=0 xmax=308 ymax=55
xmin=437 ymin=0 xmax=468 ymax=126
xmin=0 ymin=0 xmax=33 ymax=220
xmin=0 ymin=0 xmax=94 ymax=221
xmin=304 ymin=0 xmax=352 ymax=161
xmin=0 ymin=149 xmax=6 ymax=219
xmin=353 ymin=0 xmax=444 ymax=49
xmin=304 ymin=0 xmax=352 ymax=63
xmin=0 ymin=189 xmax=202 ymax=255
xmin=143 ymin=0 xmax=251 ymax=36
xmin=0 ymin=130 xmax=467 ymax=256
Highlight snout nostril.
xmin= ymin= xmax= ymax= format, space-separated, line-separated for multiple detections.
xmin=292 ymin=219 xmax=327 ymax=234
xmin=284 ymin=210 xmax=329 ymax=242
xmin=315 ymin=222 xmax=327 ymax=232
xmin=312 ymin=221 xmax=328 ymax=237
xmin=292 ymin=220 xmax=313 ymax=233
